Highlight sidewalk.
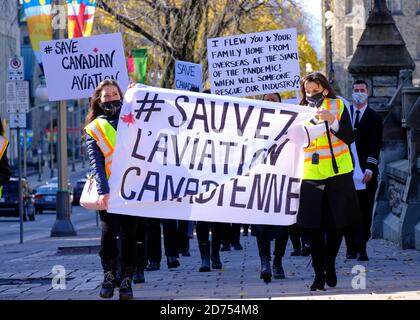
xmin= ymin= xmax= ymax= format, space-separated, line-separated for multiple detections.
xmin=0 ymin=224 xmax=419 ymax=300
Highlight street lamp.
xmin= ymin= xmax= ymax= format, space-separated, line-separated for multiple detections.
xmin=324 ymin=10 xmax=335 ymax=85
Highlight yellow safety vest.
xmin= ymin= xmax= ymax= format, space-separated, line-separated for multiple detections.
xmin=303 ymin=98 xmax=353 ymax=180
xmin=85 ymin=118 xmax=116 ymax=179
xmin=0 ymin=136 xmax=9 ymax=198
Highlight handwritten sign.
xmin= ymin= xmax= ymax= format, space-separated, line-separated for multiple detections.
xmin=207 ymin=28 xmax=300 ymax=97
xmin=107 ymin=86 xmax=316 ymax=225
xmin=175 ymin=60 xmax=202 ymax=92
xmin=40 ymin=33 xmax=129 ymax=101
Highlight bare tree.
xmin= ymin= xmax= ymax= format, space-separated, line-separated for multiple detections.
xmin=97 ymin=0 xmax=307 ymax=88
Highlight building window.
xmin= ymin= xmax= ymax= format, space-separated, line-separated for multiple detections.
xmin=345 ymin=0 xmax=353 ymax=15
xmin=417 ymin=33 xmax=420 ymax=59
xmin=387 ymin=0 xmax=403 ymax=14
xmin=417 ymin=0 xmax=420 ymax=14
xmin=346 ymin=27 xmax=354 ymax=57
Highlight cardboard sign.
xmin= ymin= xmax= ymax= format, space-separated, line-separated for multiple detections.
xmin=175 ymin=60 xmax=202 ymax=92
xmin=207 ymin=28 xmax=300 ymax=96
xmin=40 ymin=33 xmax=129 ymax=101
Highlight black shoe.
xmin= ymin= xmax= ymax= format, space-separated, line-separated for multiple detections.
xmin=180 ymin=250 xmax=191 ymax=257
xmin=273 ymin=258 xmax=285 ymax=279
xmin=290 ymin=249 xmax=301 ymax=256
xmin=198 ymin=241 xmax=211 ymax=272
xmin=167 ymin=256 xmax=181 ymax=269
xmin=325 ymin=264 xmax=337 ymax=288
xmin=232 ymin=243 xmax=243 ymax=250
xmin=357 ymin=251 xmax=369 ymax=261
xmin=119 ymin=277 xmax=134 ymax=300
xmin=310 ymin=277 xmax=326 ymax=291
xmin=133 ymin=267 xmax=145 ymax=284
xmin=211 ymin=255 xmax=223 ymax=269
xmin=145 ymin=262 xmax=160 ymax=271
xmin=100 ymin=271 xmax=116 ymax=299
xmin=260 ymin=257 xmax=272 ymax=283
xmin=300 ymin=246 xmax=311 ymax=256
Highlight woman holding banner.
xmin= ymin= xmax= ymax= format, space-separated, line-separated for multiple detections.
xmin=251 ymin=92 xmax=289 ymax=283
xmin=84 ymin=79 xmax=138 ymax=300
xmin=297 ymin=72 xmax=361 ymax=291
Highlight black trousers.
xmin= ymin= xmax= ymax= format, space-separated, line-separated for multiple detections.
xmin=196 ymin=221 xmax=223 ymax=254
xmin=288 ymin=224 xmax=310 ymax=250
xmin=256 ymin=231 xmax=288 ymax=260
xmin=135 ymin=217 xmax=147 ymax=268
xmin=344 ymin=179 xmax=377 ymax=253
xmin=99 ymin=211 xmax=138 ymax=276
xmin=146 ymin=218 xmax=179 ymax=264
xmin=177 ymin=220 xmax=190 ymax=253
xmin=222 ymin=223 xmax=241 ymax=245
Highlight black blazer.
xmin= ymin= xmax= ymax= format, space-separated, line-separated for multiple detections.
xmin=350 ymin=105 xmax=383 ymax=176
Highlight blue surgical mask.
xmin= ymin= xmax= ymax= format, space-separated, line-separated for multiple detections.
xmin=352 ymin=92 xmax=368 ymax=105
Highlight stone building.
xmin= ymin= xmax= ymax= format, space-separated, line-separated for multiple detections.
xmin=323 ymin=0 xmax=420 ymax=98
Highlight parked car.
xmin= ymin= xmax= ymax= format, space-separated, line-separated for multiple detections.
xmin=73 ymin=178 xmax=87 ymax=205
xmin=34 ymin=178 xmax=73 ymax=214
xmin=0 ymin=178 xmax=35 ymax=221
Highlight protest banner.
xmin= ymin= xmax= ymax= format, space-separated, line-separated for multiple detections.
xmin=108 ymin=86 xmax=316 ymax=225
xmin=207 ymin=28 xmax=300 ymax=97
xmin=175 ymin=61 xmax=203 ymax=92
xmin=40 ymin=33 xmax=129 ymax=101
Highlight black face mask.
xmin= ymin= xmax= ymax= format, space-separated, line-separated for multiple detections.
xmin=99 ymin=100 xmax=122 ymax=117
xmin=306 ymin=92 xmax=325 ymax=108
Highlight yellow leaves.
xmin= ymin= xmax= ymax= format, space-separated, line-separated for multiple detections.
xmin=298 ymin=34 xmax=323 ymax=75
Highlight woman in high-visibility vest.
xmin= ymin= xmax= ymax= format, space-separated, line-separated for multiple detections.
xmin=296 ymin=72 xmax=362 ymax=291
xmin=252 ymin=92 xmax=289 ymax=283
xmin=84 ymin=79 xmax=138 ymax=300
xmin=0 ymin=119 xmax=11 ymax=197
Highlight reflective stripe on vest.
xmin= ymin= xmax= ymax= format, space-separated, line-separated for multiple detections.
xmin=303 ymin=98 xmax=353 ymax=180
xmin=85 ymin=118 xmax=116 ymax=179
xmin=0 ymin=136 xmax=8 ymax=199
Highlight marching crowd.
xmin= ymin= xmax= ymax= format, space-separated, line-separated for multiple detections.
xmin=80 ymin=71 xmax=382 ymax=300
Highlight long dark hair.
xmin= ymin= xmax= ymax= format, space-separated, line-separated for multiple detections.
xmin=82 ymin=79 xmax=123 ymax=138
xmin=299 ymin=72 xmax=337 ymax=105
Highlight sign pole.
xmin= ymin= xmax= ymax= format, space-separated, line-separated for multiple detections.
xmin=50 ymin=0 xmax=76 ymax=237
xmin=17 ymin=127 xmax=23 ymax=244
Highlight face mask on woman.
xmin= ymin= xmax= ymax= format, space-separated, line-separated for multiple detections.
xmin=352 ymin=92 xmax=368 ymax=105
xmin=100 ymin=100 xmax=122 ymax=117
xmin=306 ymin=92 xmax=325 ymax=108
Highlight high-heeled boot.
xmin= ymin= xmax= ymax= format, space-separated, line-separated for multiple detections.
xmin=260 ymin=256 xmax=272 ymax=283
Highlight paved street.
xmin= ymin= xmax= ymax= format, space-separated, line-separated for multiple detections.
xmin=0 ymin=161 xmax=94 ymax=246
xmin=0 ymin=162 xmax=419 ymax=300
xmin=0 ymin=216 xmax=419 ymax=300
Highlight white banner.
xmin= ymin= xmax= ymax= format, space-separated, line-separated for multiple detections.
xmin=207 ymin=28 xmax=300 ymax=97
xmin=175 ymin=60 xmax=202 ymax=92
xmin=108 ymin=86 xmax=315 ymax=225
xmin=40 ymin=33 xmax=129 ymax=101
